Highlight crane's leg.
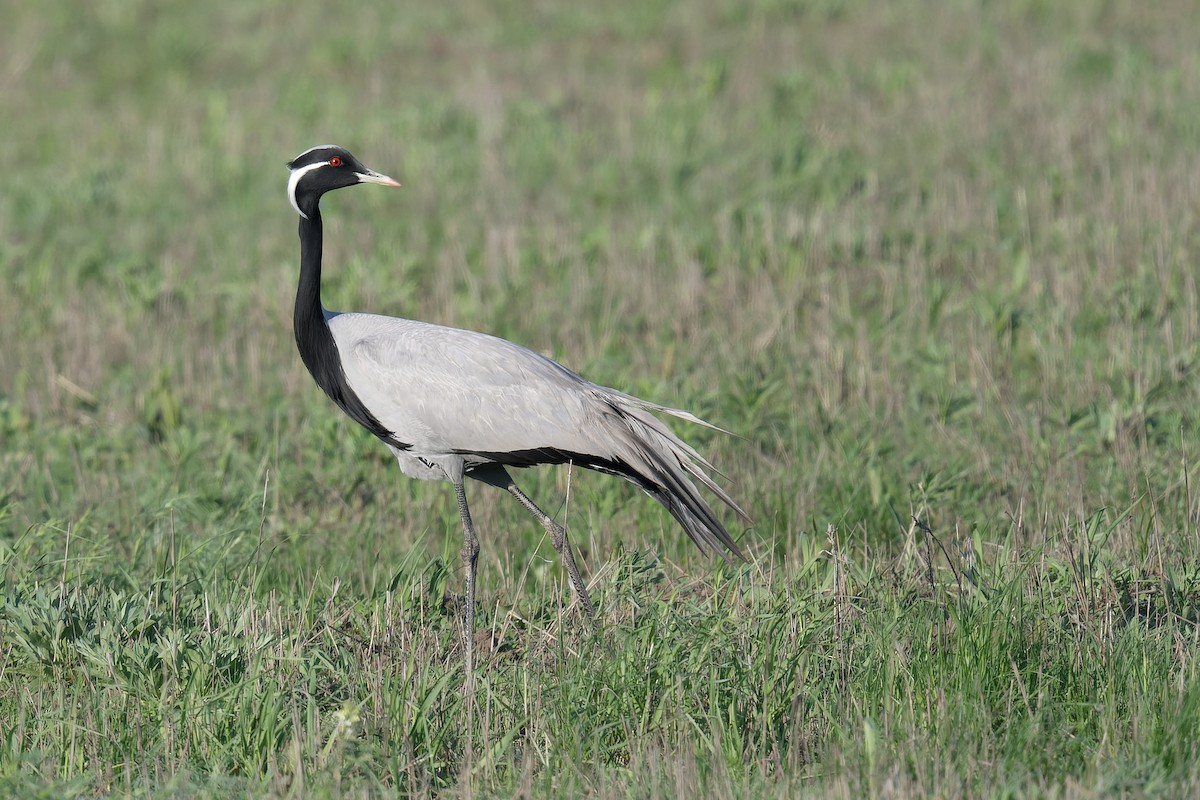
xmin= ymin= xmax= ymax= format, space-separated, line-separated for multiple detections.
xmin=507 ymin=482 xmax=596 ymax=624
xmin=471 ymin=465 xmax=596 ymax=624
xmin=453 ymin=478 xmax=480 ymax=691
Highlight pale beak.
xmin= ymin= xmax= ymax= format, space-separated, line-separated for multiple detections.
xmin=356 ymin=169 xmax=401 ymax=187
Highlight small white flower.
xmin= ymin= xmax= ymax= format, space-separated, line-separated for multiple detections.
xmin=331 ymin=704 xmax=362 ymax=741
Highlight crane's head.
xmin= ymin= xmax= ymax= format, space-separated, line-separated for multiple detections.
xmin=287 ymin=145 xmax=400 ymax=219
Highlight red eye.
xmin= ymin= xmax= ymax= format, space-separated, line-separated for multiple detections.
xmin=330 ymin=157 xmax=342 ymax=167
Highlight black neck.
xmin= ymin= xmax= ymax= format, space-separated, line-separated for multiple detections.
xmin=293 ymin=211 xmax=326 ymax=363
xmin=293 ymin=208 xmax=409 ymax=449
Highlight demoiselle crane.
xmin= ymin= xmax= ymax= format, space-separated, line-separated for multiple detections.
xmin=286 ymin=145 xmax=750 ymax=686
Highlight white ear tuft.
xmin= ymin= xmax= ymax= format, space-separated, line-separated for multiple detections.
xmin=287 ymin=161 xmax=327 ymax=218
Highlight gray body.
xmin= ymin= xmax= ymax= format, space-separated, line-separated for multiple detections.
xmin=329 ymin=311 xmax=745 ymax=547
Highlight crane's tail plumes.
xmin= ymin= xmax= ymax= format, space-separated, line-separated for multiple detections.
xmin=463 ymin=393 xmax=751 ymax=559
xmin=604 ymin=400 xmax=752 ymax=561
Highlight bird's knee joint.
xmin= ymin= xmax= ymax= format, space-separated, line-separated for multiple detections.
xmin=461 ymin=539 xmax=480 ymax=563
xmin=546 ymin=525 xmax=567 ymax=552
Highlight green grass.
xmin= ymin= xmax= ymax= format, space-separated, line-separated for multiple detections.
xmin=4 ymin=0 xmax=1200 ymax=796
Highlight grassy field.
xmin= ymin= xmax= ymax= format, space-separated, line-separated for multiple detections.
xmin=3 ymin=0 xmax=1200 ymax=796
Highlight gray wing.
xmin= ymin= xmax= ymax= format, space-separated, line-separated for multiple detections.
xmin=330 ymin=312 xmax=618 ymax=453
xmin=330 ymin=312 xmax=750 ymax=557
